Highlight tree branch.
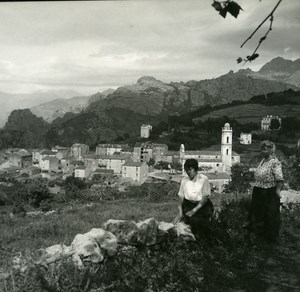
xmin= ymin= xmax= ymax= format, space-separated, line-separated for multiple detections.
xmin=241 ymin=0 xmax=282 ymax=48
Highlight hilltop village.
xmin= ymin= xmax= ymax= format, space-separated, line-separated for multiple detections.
xmin=0 ymin=121 xmax=247 ymax=193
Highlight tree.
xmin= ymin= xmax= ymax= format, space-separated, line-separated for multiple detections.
xmin=225 ymin=163 xmax=251 ymax=194
xmin=24 ymin=178 xmax=52 ymax=208
xmin=270 ymin=118 xmax=281 ymax=130
xmin=147 ymin=158 xmax=155 ymax=167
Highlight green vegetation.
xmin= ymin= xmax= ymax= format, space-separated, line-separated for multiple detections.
xmin=1 ymin=192 xmax=300 ymax=291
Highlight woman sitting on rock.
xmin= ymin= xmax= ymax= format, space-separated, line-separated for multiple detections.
xmin=173 ymin=158 xmax=214 ymax=239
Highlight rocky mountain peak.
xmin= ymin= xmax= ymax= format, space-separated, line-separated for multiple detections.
xmin=259 ymin=57 xmax=300 ymax=74
xmin=137 ymin=76 xmax=162 ymax=86
xmin=136 ymin=76 xmax=174 ymax=92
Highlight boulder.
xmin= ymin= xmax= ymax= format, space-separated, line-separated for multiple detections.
xmin=174 ymin=222 xmax=196 ymax=241
xmin=102 ymin=219 xmax=140 ymax=245
xmin=36 ymin=244 xmax=74 ymax=265
xmin=136 ymin=218 xmax=159 ymax=246
xmin=71 ymin=234 xmax=104 ymax=264
xmin=280 ymin=189 xmax=300 ymax=206
xmin=157 ymin=221 xmax=177 ymax=242
xmin=84 ymin=228 xmax=118 ymax=256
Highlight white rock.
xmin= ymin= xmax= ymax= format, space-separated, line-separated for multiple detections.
xmin=174 ymin=222 xmax=196 ymax=241
xmin=84 ymin=228 xmax=118 ymax=256
xmin=71 ymin=234 xmax=104 ymax=263
xmin=136 ymin=218 xmax=159 ymax=246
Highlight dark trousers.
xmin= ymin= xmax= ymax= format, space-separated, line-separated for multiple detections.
xmin=249 ymin=186 xmax=280 ymax=242
xmin=182 ymin=198 xmax=214 ymax=237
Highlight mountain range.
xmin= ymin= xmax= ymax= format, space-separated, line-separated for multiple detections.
xmin=0 ymin=56 xmax=299 ymax=148
xmin=237 ymin=57 xmax=300 ymax=87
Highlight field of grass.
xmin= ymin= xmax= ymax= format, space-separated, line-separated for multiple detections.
xmin=193 ymin=104 xmax=300 ymax=124
xmin=1 ymin=195 xmax=300 ymax=291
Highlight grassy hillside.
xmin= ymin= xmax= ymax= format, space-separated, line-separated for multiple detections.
xmin=1 ymin=194 xmax=300 ymax=291
xmin=193 ymin=104 xmax=300 ymax=124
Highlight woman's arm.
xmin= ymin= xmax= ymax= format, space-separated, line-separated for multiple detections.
xmin=172 ymin=197 xmax=184 ymax=224
xmin=276 ymin=181 xmax=283 ymax=198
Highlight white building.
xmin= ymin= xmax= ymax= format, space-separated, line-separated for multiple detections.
xmin=140 ymin=124 xmax=152 ymax=138
xmin=240 ymin=133 xmax=252 ymax=144
xmin=83 ymin=154 xmax=131 ymax=175
xmin=261 ymin=115 xmax=281 ymax=130
xmin=180 ymin=123 xmax=240 ymax=174
xmin=71 ymin=144 xmax=89 ymax=159
xmin=74 ymin=166 xmax=90 ymax=179
xmin=96 ymin=144 xmax=125 ymax=156
xmin=121 ymin=161 xmax=148 ymax=184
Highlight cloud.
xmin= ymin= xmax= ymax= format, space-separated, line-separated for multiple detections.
xmin=0 ymin=0 xmax=299 ymax=95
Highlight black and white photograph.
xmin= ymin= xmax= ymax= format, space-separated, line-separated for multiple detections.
xmin=0 ymin=0 xmax=300 ymax=291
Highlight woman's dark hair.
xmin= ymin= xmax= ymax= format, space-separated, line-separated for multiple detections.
xmin=184 ymin=158 xmax=199 ymax=171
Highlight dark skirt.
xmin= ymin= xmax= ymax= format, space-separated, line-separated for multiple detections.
xmin=182 ymin=198 xmax=214 ymax=236
xmin=249 ymin=186 xmax=280 ymax=242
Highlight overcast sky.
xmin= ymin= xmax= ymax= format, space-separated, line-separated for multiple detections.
xmin=0 ymin=0 xmax=299 ymax=95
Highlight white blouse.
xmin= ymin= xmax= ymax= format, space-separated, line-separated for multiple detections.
xmin=178 ymin=173 xmax=211 ymax=202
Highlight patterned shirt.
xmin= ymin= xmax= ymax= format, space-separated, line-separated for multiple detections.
xmin=178 ymin=173 xmax=211 ymax=202
xmin=254 ymin=156 xmax=284 ymax=189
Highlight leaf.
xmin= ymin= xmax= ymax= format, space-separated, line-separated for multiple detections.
xmin=237 ymin=57 xmax=243 ymax=64
xmin=247 ymin=53 xmax=259 ymax=62
xmin=227 ymin=1 xmax=243 ymax=18
xmin=211 ymin=1 xmax=222 ymax=12
xmin=219 ymin=7 xmax=228 ymax=18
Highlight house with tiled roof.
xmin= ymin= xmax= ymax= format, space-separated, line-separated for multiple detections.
xmin=121 ymin=161 xmax=148 ymax=184
xmin=41 ymin=156 xmax=59 ymax=172
xmin=74 ymin=166 xmax=90 ymax=179
xmin=71 ymin=143 xmax=89 ymax=159
xmin=133 ymin=142 xmax=168 ymax=163
xmin=51 ymin=145 xmax=70 ymax=159
xmin=20 ymin=166 xmax=41 ymax=177
xmin=96 ymin=144 xmax=129 ymax=156
xmin=8 ymin=151 xmax=32 ymax=168
xmin=83 ymin=154 xmax=131 ymax=174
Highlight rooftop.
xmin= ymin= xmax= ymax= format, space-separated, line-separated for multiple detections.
xmin=122 ymin=161 xmax=145 ymax=167
xmin=40 ymin=150 xmax=57 ymax=156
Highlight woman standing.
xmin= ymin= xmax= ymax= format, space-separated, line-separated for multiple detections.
xmin=245 ymin=140 xmax=284 ymax=242
xmin=173 ymin=158 xmax=214 ymax=238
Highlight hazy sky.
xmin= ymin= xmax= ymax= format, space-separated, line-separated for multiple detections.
xmin=0 ymin=0 xmax=299 ymax=95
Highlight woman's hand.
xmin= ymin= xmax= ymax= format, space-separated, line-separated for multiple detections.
xmin=172 ymin=214 xmax=183 ymax=225
xmin=276 ymin=189 xmax=281 ymax=199
xmin=185 ymin=209 xmax=196 ymax=218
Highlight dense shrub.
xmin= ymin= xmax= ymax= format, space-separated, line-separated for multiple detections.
xmin=24 ymin=178 xmax=53 ymax=208
xmin=0 ymin=191 xmax=8 ymax=206
xmin=39 ymin=199 xmax=53 ymax=212
xmin=11 ymin=201 xmax=27 ymax=217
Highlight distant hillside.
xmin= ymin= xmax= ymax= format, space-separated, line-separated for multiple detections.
xmin=29 ymin=89 xmax=115 ymax=123
xmin=1 ymin=109 xmax=50 ymax=148
xmin=192 ymin=90 xmax=300 ymax=124
xmin=30 ymin=95 xmax=90 ymax=123
xmin=45 ymin=107 xmax=161 ymax=148
xmin=0 ymin=89 xmax=82 ymax=127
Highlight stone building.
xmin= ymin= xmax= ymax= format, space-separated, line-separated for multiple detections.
xmin=140 ymin=124 xmax=152 ymax=138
